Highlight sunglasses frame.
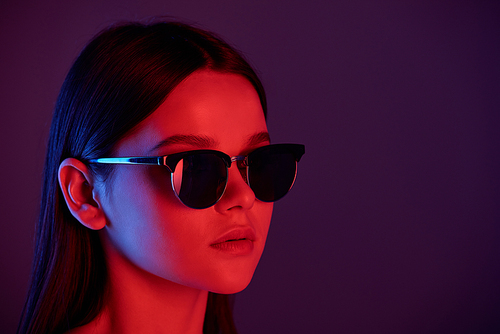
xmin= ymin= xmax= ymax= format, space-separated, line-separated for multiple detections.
xmin=89 ymin=143 xmax=305 ymax=209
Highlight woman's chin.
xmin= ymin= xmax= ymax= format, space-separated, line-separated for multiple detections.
xmin=210 ymin=283 xmax=251 ymax=295
xmin=206 ymin=273 xmax=255 ymax=295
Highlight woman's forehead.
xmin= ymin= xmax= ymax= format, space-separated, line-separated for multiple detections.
xmin=115 ymin=70 xmax=268 ymax=156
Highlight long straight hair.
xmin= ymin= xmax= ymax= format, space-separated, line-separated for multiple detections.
xmin=18 ymin=21 xmax=267 ymax=334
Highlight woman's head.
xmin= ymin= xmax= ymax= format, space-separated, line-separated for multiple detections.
xmin=53 ymin=21 xmax=267 ymax=168
xmin=57 ymin=22 xmax=273 ymax=292
xmin=20 ymin=21 xmax=269 ymax=334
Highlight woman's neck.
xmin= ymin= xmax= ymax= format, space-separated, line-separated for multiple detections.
xmin=73 ymin=236 xmax=208 ymax=334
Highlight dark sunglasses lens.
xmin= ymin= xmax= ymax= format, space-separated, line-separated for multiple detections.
xmin=172 ymin=153 xmax=227 ymax=209
xmin=247 ymin=146 xmax=298 ymax=202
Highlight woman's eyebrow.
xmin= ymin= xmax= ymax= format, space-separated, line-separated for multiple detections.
xmin=149 ymin=132 xmax=270 ymax=154
xmin=246 ymin=132 xmax=271 ymax=146
xmin=149 ymin=134 xmax=217 ymax=153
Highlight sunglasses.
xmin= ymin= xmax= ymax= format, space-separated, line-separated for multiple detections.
xmin=89 ymin=143 xmax=305 ymax=209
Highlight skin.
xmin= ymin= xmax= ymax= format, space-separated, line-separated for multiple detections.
xmin=59 ymin=70 xmax=273 ymax=333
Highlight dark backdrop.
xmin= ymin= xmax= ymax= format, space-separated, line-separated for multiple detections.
xmin=1 ymin=1 xmax=499 ymax=333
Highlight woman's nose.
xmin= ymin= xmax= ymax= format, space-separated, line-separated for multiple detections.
xmin=214 ymin=164 xmax=255 ymax=213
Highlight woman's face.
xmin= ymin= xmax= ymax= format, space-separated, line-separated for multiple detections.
xmin=98 ymin=70 xmax=273 ymax=294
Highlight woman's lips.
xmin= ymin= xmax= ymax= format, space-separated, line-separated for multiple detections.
xmin=210 ymin=227 xmax=256 ymax=255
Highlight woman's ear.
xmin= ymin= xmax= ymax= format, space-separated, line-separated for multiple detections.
xmin=58 ymin=158 xmax=107 ymax=230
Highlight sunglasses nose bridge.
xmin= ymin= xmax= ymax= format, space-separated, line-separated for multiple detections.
xmin=214 ymin=155 xmax=255 ymax=211
xmin=230 ymin=155 xmax=249 ymax=175
xmin=227 ymin=155 xmax=250 ymax=187
xmin=230 ymin=155 xmax=249 ymax=173
xmin=230 ymin=155 xmax=248 ymax=166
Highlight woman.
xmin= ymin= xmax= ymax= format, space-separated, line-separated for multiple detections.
xmin=18 ymin=21 xmax=304 ymax=334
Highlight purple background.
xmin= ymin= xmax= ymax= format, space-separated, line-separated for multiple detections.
xmin=1 ymin=1 xmax=499 ymax=333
